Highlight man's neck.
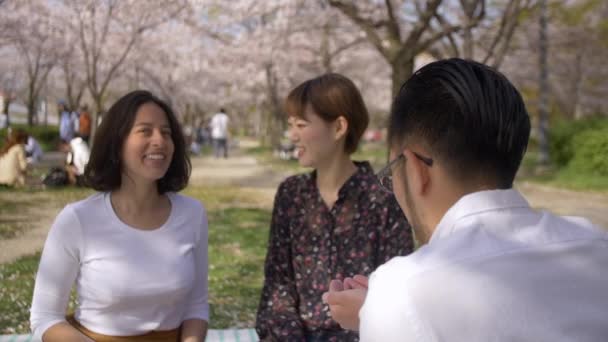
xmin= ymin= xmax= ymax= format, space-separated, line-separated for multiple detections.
xmin=423 ymin=182 xmax=502 ymax=243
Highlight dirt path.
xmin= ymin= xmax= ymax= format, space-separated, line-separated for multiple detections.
xmin=188 ymin=139 xmax=287 ymax=208
xmin=2 ymin=140 xmax=607 ymax=265
xmin=0 ymin=193 xmax=63 ymax=264
xmin=516 ymin=182 xmax=608 ymax=228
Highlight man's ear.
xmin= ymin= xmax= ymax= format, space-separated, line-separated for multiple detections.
xmin=403 ymin=149 xmax=431 ymax=195
xmin=334 ymin=116 xmax=348 ymax=140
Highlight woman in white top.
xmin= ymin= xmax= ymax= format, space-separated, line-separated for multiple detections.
xmin=30 ymin=90 xmax=209 ymax=342
xmin=0 ymin=129 xmax=28 ymax=187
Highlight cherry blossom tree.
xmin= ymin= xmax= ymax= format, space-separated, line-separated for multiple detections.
xmin=0 ymin=0 xmax=61 ymax=125
xmin=327 ymin=0 xmax=536 ymax=98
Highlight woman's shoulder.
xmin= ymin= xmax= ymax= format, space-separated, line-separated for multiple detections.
xmin=51 ymin=193 xmax=105 ymax=236
xmin=68 ymin=192 xmax=105 ymax=211
xmin=279 ymin=172 xmax=311 ymax=192
xmin=60 ymin=192 xmax=107 ymax=223
xmin=7 ymin=144 xmax=25 ymax=155
xmin=169 ymin=192 xmax=206 ymax=214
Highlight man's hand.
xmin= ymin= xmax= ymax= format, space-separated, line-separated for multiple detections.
xmin=323 ymin=288 xmax=367 ymax=330
xmin=344 ymin=275 xmax=368 ymax=290
xmin=323 ymin=275 xmax=369 ymax=331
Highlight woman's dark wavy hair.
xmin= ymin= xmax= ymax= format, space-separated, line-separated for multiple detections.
xmin=388 ymin=58 xmax=530 ymax=188
xmin=84 ymin=90 xmax=190 ymax=193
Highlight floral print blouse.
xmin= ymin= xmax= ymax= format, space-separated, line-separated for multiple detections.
xmin=256 ymin=161 xmax=414 ymax=341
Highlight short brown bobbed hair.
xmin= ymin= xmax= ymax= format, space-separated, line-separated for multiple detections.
xmin=285 ymin=73 xmax=369 ymax=154
xmin=84 ymin=90 xmax=191 ymax=193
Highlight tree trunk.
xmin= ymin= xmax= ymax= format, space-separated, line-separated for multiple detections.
xmin=571 ymin=50 xmax=584 ymax=120
xmin=390 ymin=57 xmax=415 ymax=101
xmin=321 ymin=22 xmax=333 ymax=73
xmin=463 ymin=27 xmax=473 ymax=59
xmin=90 ymin=95 xmax=104 ymax=148
xmin=265 ymin=63 xmax=284 ymax=148
xmin=3 ymin=96 xmax=11 ymax=126
xmin=538 ymin=0 xmax=550 ymax=165
xmin=27 ymin=83 xmax=36 ymax=127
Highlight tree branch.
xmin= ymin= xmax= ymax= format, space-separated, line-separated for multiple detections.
xmin=385 ymin=0 xmax=401 ymax=42
xmin=328 ymin=0 xmax=390 ymax=59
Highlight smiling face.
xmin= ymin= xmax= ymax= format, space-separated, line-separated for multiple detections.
xmin=288 ymin=105 xmax=343 ymax=168
xmin=121 ymin=102 xmax=175 ymax=184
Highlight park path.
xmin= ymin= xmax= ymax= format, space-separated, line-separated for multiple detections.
xmin=1 ymin=139 xmax=607 ymax=265
xmin=517 ymin=181 xmax=608 ymax=228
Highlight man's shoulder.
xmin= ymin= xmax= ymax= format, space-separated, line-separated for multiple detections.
xmin=371 ymin=254 xmax=421 ymax=283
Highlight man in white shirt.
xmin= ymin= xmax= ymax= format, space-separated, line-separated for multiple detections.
xmin=209 ymin=108 xmax=229 ymax=158
xmin=60 ymin=136 xmax=90 ymax=185
xmin=324 ymin=58 xmax=608 ymax=341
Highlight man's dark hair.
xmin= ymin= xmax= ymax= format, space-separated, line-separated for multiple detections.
xmin=388 ymin=58 xmax=530 ymax=188
xmin=84 ymin=90 xmax=190 ymax=193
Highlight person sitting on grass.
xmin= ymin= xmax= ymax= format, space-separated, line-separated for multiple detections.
xmin=0 ymin=129 xmax=28 ymax=187
xmin=59 ymin=136 xmax=90 ymax=186
xmin=25 ymin=132 xmax=44 ymax=164
xmin=30 ymin=90 xmax=209 ymax=342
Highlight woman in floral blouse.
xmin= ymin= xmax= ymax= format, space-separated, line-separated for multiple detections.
xmin=256 ymin=73 xmax=414 ymax=341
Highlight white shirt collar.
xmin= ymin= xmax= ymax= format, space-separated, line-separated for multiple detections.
xmin=430 ymin=189 xmax=530 ymax=243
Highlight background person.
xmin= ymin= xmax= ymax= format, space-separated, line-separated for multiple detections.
xmin=0 ymin=129 xmax=28 ymax=187
xmin=209 ymin=108 xmax=229 ymax=158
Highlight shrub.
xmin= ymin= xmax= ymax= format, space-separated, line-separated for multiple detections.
xmin=567 ymin=127 xmax=608 ymax=177
xmin=549 ymin=116 xmax=608 ymax=167
xmin=0 ymin=124 xmax=59 ymax=151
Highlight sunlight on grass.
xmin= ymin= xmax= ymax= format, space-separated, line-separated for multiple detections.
xmin=207 ymin=208 xmax=270 ymax=328
xmin=0 ymin=253 xmax=39 ymax=334
xmin=184 ymin=186 xmax=273 ymax=210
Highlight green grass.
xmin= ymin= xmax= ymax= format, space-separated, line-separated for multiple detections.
xmin=0 ymin=185 xmax=271 ymax=333
xmin=0 ymin=253 xmax=41 ymax=334
xmin=518 ymin=151 xmax=608 ymax=192
xmin=207 ymin=207 xmax=269 ymax=328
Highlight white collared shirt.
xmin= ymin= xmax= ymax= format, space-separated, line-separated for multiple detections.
xmin=210 ymin=112 xmax=229 ymax=139
xmin=359 ymin=189 xmax=608 ymax=341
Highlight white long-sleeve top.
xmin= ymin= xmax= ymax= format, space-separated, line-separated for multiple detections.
xmin=359 ymin=189 xmax=608 ymax=341
xmin=30 ymin=192 xmax=209 ymax=339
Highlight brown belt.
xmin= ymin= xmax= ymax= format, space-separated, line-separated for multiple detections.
xmin=66 ymin=315 xmax=181 ymax=342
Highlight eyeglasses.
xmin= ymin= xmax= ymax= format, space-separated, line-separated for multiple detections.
xmin=376 ymin=152 xmax=433 ymax=193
